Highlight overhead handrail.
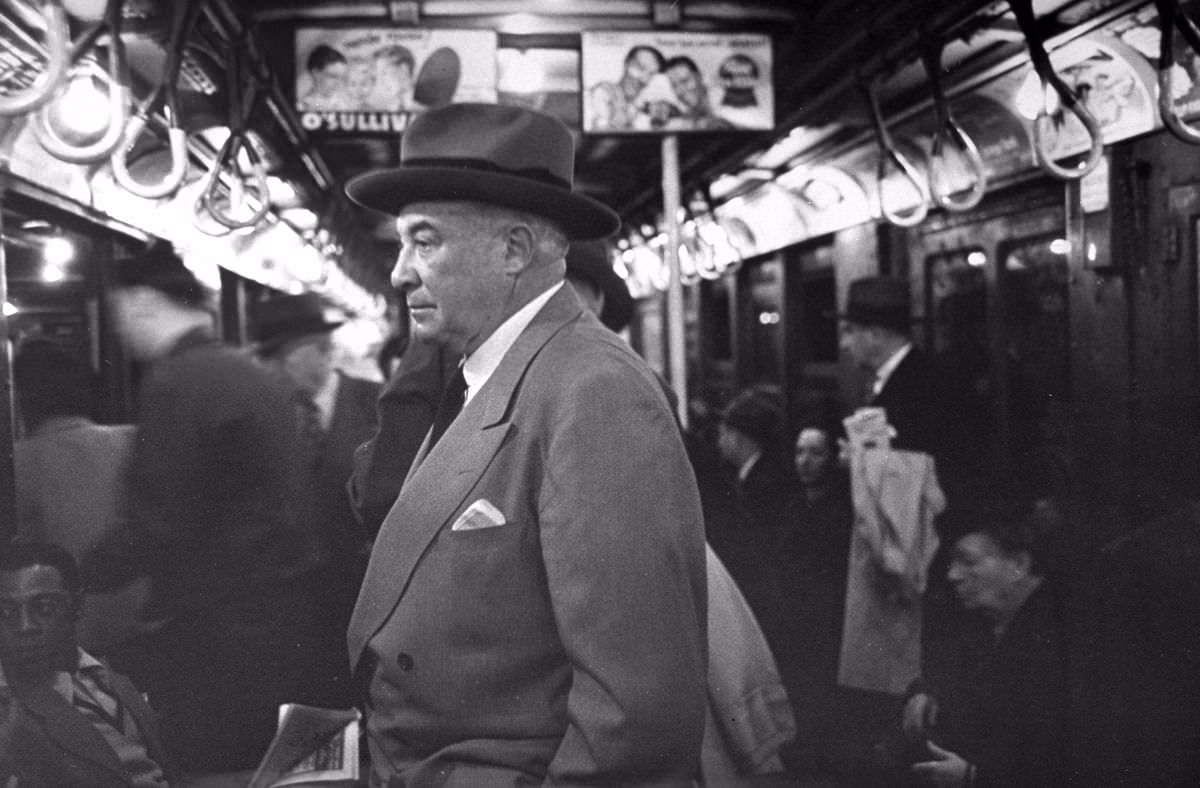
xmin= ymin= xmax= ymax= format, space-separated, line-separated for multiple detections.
xmin=1155 ymin=0 xmax=1200 ymax=144
xmin=0 ymin=0 xmax=70 ymax=115
xmin=1009 ymin=0 xmax=1103 ymax=180
xmin=863 ymin=74 xmax=929 ymax=228
xmin=196 ymin=39 xmax=269 ymax=230
xmin=110 ymin=0 xmax=201 ymax=198
xmin=31 ymin=0 xmax=129 ymax=163
xmin=921 ymin=40 xmax=988 ymax=212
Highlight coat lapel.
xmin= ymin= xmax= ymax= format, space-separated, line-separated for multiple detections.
xmin=348 ymin=287 xmax=583 ymax=666
xmin=15 ymin=681 xmax=129 ymax=786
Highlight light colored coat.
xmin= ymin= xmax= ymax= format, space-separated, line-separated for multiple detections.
xmin=837 ymin=448 xmax=944 ymax=695
xmin=348 ymin=286 xmax=709 ymax=787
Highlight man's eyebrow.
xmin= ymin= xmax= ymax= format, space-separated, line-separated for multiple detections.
xmin=397 ymin=219 xmax=438 ymax=238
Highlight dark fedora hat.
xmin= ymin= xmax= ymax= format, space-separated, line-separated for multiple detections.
xmin=720 ymin=389 xmax=781 ymax=446
xmin=345 ymin=103 xmax=620 ymax=241
xmin=839 ymin=276 xmax=912 ymax=334
xmin=253 ymin=292 xmax=344 ymax=355
xmin=114 ymin=241 xmax=208 ymax=307
xmin=566 ymin=240 xmax=634 ymax=332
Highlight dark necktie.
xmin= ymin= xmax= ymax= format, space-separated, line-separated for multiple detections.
xmin=72 ymin=668 xmax=126 ymax=733
xmin=428 ymin=365 xmax=467 ymax=450
xmin=294 ymin=391 xmax=325 ymax=465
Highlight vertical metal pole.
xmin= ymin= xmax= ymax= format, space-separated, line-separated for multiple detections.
xmin=662 ymin=134 xmax=689 ymax=430
xmin=0 ymin=186 xmax=16 ymax=540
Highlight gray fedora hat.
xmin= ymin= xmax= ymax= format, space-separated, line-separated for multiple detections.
xmin=345 ymin=103 xmax=620 ymax=241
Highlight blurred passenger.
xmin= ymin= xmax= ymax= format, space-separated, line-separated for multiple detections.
xmin=12 ymin=338 xmax=151 ymax=653
xmin=564 ymin=239 xmax=635 ymax=334
xmin=348 ymin=335 xmax=458 ymax=537
xmin=0 ymin=541 xmax=172 ymax=787
xmin=298 ymin=43 xmax=349 ymax=111
xmin=776 ymin=423 xmax=854 ymax=778
xmin=254 ymin=292 xmax=380 ymax=706
xmin=706 ymin=389 xmax=790 ymax=652
xmin=84 ymin=243 xmax=329 ymax=774
xmin=897 ymin=506 xmax=1066 ymax=788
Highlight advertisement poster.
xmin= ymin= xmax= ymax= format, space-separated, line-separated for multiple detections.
xmin=1023 ymin=33 xmax=1156 ymax=160
xmin=294 ymin=29 xmax=497 ymax=135
xmin=581 ymin=31 xmax=773 ymax=134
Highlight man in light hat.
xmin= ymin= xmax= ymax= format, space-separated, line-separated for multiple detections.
xmin=344 ymin=103 xmax=707 ymax=786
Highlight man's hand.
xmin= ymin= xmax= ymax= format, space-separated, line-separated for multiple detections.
xmin=902 ymin=692 xmax=939 ymax=741
xmin=911 ymin=740 xmax=971 ymax=787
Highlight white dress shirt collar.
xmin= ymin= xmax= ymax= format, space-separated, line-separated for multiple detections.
xmin=311 ymin=369 xmax=340 ymax=431
xmin=872 ymin=342 xmax=912 ymax=397
xmin=462 ymin=282 xmax=563 ymax=404
xmin=737 ymin=449 xmax=763 ymax=484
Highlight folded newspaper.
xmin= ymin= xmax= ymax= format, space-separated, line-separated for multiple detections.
xmin=246 ymin=704 xmax=361 ymax=788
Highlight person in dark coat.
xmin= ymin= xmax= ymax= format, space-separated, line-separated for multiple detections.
xmin=775 ymin=423 xmax=854 ymax=778
xmin=0 ymin=541 xmax=173 ymax=788
xmin=706 ymin=388 xmax=791 ymax=657
xmin=83 ymin=243 xmax=329 ymax=774
xmin=254 ymin=292 xmax=381 ymax=707
xmin=897 ymin=505 xmax=1067 ymax=788
xmin=838 ymin=276 xmax=945 ymax=459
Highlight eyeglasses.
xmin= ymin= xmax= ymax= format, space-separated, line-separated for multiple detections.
xmin=0 ymin=593 xmax=74 ymax=624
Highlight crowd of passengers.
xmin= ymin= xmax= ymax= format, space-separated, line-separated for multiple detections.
xmin=4 ymin=107 xmax=1200 ymax=788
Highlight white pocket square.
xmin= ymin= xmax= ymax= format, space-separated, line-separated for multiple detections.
xmin=451 ymin=499 xmax=507 ymax=531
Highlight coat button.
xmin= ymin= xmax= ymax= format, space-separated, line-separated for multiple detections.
xmin=396 ymin=652 xmax=414 ymax=672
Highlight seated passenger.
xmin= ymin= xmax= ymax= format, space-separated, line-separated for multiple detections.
xmin=0 ymin=541 xmax=172 ymax=787
xmin=898 ymin=505 xmax=1067 ymax=788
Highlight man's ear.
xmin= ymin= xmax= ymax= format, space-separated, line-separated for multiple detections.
xmin=501 ymin=222 xmax=536 ymax=276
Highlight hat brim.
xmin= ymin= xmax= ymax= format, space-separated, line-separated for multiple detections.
xmin=256 ymin=320 xmax=344 ymax=355
xmin=345 ymin=166 xmax=620 ymax=241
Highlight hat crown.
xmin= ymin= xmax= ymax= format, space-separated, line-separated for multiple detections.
xmin=254 ymin=293 xmax=343 ymax=350
xmin=844 ymin=276 xmax=911 ymax=331
xmin=401 ymin=103 xmax=574 ymax=190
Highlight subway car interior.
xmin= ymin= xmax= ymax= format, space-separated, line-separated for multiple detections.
xmin=4 ymin=0 xmax=1200 ymax=784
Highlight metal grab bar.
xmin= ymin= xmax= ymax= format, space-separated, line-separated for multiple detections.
xmin=110 ymin=0 xmax=199 ymax=197
xmin=1009 ymin=0 xmax=1104 ymax=180
xmin=32 ymin=0 xmax=129 ymax=163
xmin=0 ymin=0 xmax=70 ymax=115
xmin=1155 ymin=0 xmax=1200 ymax=144
xmin=863 ymin=76 xmax=929 ymax=228
xmin=197 ymin=131 xmax=270 ymax=229
xmin=921 ymin=41 xmax=988 ymax=212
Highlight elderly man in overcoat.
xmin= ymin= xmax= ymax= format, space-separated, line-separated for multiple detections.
xmin=343 ymin=103 xmax=708 ymax=787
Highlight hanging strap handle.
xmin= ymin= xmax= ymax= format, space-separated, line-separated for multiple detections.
xmin=921 ymin=40 xmax=988 ymax=212
xmin=110 ymin=0 xmax=203 ymax=198
xmin=31 ymin=0 xmax=129 ymax=163
xmin=1009 ymin=0 xmax=1103 ymax=180
xmin=1155 ymin=0 xmax=1200 ymax=144
xmin=0 ymin=0 xmax=70 ymax=115
xmin=863 ymin=74 xmax=929 ymax=228
xmin=196 ymin=38 xmax=269 ymax=230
